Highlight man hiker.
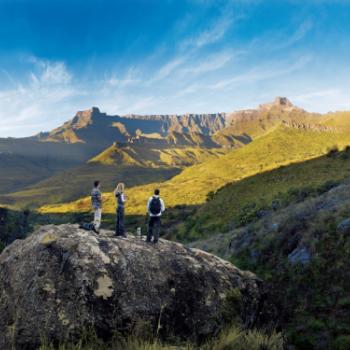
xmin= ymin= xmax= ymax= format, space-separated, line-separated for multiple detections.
xmin=91 ymin=180 xmax=102 ymax=234
xmin=147 ymin=189 xmax=165 ymax=244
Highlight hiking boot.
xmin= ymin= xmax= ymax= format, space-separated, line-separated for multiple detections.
xmin=115 ymin=233 xmax=127 ymax=238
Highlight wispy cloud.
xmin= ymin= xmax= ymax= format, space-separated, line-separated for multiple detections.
xmin=152 ymin=57 xmax=187 ymax=81
xmin=179 ymin=50 xmax=238 ymax=75
xmin=210 ymin=55 xmax=313 ymax=89
xmin=181 ymin=14 xmax=234 ymax=50
xmin=291 ymin=88 xmax=350 ymax=112
xmin=151 ymin=9 xmax=237 ymax=83
xmin=0 ymin=59 xmax=80 ymax=136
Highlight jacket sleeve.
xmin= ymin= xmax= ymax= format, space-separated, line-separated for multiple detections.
xmin=147 ymin=198 xmax=151 ymax=213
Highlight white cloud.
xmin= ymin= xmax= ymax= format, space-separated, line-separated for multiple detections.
xmin=105 ymin=67 xmax=140 ymax=87
xmin=152 ymin=57 xmax=187 ymax=81
xmin=190 ymin=16 xmax=232 ymax=48
xmin=180 ymin=50 xmax=237 ymax=75
xmin=291 ymin=89 xmax=350 ymax=112
xmin=0 ymin=59 xmax=80 ymax=137
xmin=210 ymin=55 xmax=313 ymax=89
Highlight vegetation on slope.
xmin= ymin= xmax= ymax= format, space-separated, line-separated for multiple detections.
xmin=182 ymin=146 xmax=350 ymax=240
xmin=213 ymin=181 xmax=350 ymax=350
xmin=90 ymin=143 xmax=227 ymax=168
xmin=39 ymin=126 xmax=350 ymax=216
xmin=39 ymin=326 xmax=283 ymax=350
xmin=0 ymin=207 xmax=32 ymax=252
xmin=187 ymin=150 xmax=350 ymax=349
xmin=1 ymin=145 xmax=226 ymax=209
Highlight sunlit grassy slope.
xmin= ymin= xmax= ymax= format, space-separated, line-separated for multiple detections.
xmin=190 ymin=148 xmax=350 ymax=236
xmin=90 ymin=144 xmax=227 ymax=167
xmin=39 ymin=125 xmax=350 ymax=215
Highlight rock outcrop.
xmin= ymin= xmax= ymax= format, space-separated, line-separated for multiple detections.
xmin=0 ymin=224 xmax=267 ymax=350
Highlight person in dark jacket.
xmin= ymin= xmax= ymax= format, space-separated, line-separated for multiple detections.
xmin=91 ymin=180 xmax=102 ymax=233
xmin=114 ymin=182 xmax=127 ymax=237
xmin=147 ymin=189 xmax=165 ymax=244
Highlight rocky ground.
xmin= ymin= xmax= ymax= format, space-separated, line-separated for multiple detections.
xmin=0 ymin=224 xmax=271 ymax=350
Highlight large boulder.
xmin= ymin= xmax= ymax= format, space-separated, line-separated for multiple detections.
xmin=0 ymin=224 xmax=266 ymax=349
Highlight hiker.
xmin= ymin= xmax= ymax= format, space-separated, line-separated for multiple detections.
xmin=114 ymin=182 xmax=127 ymax=237
xmin=91 ymin=180 xmax=102 ymax=234
xmin=147 ymin=189 xmax=165 ymax=244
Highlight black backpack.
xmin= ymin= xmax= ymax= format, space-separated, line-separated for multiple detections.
xmin=150 ymin=197 xmax=161 ymax=215
xmin=79 ymin=222 xmax=95 ymax=231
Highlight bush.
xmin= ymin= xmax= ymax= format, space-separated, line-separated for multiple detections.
xmin=327 ymin=146 xmax=339 ymax=157
xmin=206 ymin=191 xmax=215 ymax=202
xmin=334 ymin=335 xmax=350 ymax=350
xmin=237 ymin=203 xmax=261 ymax=227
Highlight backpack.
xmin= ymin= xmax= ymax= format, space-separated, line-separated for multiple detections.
xmin=150 ymin=197 xmax=161 ymax=215
xmin=79 ymin=222 xmax=95 ymax=231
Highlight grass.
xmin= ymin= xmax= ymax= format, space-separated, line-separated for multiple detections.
xmin=38 ymin=327 xmax=283 ymax=350
xmin=185 ymin=147 xmax=350 ymax=239
xmin=39 ymin=126 xmax=350 ymax=216
xmin=1 ymin=146 xmax=226 ymax=209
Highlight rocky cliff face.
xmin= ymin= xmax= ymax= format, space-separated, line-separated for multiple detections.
xmin=42 ymin=108 xmax=228 ymax=145
xmin=0 ymin=224 xmax=268 ymax=350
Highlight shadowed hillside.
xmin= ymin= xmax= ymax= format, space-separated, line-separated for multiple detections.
xmin=0 ymin=143 xmax=227 ymax=208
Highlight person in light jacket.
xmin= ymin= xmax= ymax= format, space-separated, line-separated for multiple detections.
xmin=114 ymin=182 xmax=127 ymax=237
xmin=146 ymin=189 xmax=165 ymax=244
xmin=91 ymin=180 xmax=102 ymax=234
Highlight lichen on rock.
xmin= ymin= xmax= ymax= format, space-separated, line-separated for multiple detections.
xmin=0 ymin=224 xmax=268 ymax=349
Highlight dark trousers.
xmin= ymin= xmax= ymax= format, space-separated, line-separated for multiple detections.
xmin=147 ymin=216 xmax=161 ymax=242
xmin=115 ymin=207 xmax=126 ymax=236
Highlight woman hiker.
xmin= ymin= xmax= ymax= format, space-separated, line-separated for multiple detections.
xmin=114 ymin=182 xmax=127 ymax=237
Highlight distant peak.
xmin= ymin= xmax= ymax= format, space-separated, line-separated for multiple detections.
xmin=274 ymin=97 xmax=293 ymax=107
xmin=90 ymin=106 xmax=101 ymax=114
xmin=70 ymin=107 xmax=106 ymax=129
xmin=259 ymin=97 xmax=297 ymax=111
xmin=75 ymin=106 xmax=102 ymax=118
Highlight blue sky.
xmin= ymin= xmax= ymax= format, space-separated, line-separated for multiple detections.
xmin=1 ymin=0 xmax=350 ymax=137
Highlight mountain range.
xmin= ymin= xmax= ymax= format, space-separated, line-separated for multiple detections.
xmin=1 ymin=96 xmax=350 ymax=210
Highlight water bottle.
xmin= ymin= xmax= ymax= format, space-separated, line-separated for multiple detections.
xmin=137 ymin=227 xmax=142 ymax=240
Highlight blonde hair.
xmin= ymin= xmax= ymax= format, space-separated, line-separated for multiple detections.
xmin=114 ymin=182 xmax=125 ymax=196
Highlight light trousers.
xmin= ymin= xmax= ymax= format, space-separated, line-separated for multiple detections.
xmin=93 ymin=208 xmax=102 ymax=229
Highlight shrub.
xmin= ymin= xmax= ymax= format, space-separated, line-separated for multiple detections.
xmin=206 ymin=191 xmax=215 ymax=202
xmin=334 ymin=335 xmax=350 ymax=350
xmin=237 ymin=203 xmax=260 ymax=227
xmin=327 ymin=146 xmax=339 ymax=157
